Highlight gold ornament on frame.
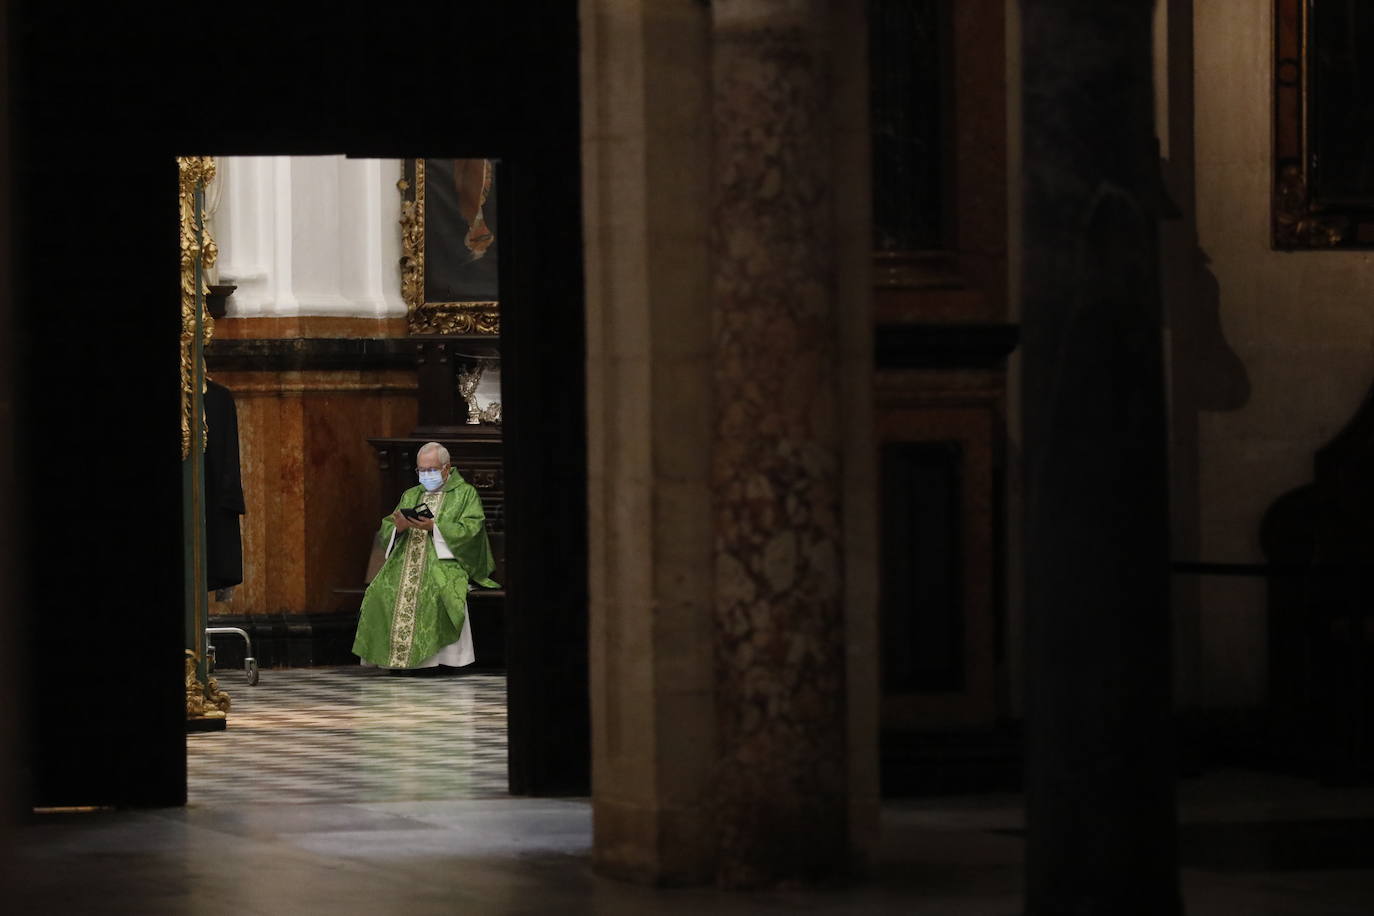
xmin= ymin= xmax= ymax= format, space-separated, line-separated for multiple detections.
xmin=178 ymin=155 xmax=218 ymax=460
xmin=399 ymin=158 xmax=500 ymax=336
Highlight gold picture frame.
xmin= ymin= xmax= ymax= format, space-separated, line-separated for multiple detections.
xmin=399 ymin=158 xmax=500 ymax=335
xmin=1273 ymin=0 xmax=1374 ymax=249
xmin=179 ymin=155 xmax=217 ymax=459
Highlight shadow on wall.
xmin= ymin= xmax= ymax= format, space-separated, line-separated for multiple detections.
xmin=1170 ymin=242 xmax=1250 ymax=413
xmin=1162 ymin=151 xmax=1252 ymax=731
xmin=1166 ymin=228 xmax=1252 ymax=585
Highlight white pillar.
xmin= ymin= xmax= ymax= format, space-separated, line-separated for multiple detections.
xmin=212 ymin=155 xmax=406 ymax=320
xmin=339 ymin=157 xmax=406 ymax=318
xmin=213 ymin=155 xmax=276 ymax=317
xmin=288 ymin=156 xmax=347 ymax=313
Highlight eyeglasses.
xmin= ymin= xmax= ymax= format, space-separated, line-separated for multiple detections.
xmin=417 ymin=466 xmax=445 ymax=473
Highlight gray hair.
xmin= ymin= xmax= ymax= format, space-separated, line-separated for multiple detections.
xmin=417 ymin=442 xmax=450 ymax=466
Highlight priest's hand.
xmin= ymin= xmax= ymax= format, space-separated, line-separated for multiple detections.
xmin=410 ymin=516 xmax=435 ymax=532
xmin=392 ymin=510 xmax=412 ymax=530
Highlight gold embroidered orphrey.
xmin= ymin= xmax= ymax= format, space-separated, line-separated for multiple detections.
xmin=179 ymin=155 xmax=217 ymax=460
xmin=387 ymin=489 xmax=447 ymax=667
xmin=399 ymin=158 xmax=500 ymax=336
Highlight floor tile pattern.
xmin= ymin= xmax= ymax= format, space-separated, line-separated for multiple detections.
xmin=187 ymin=666 xmax=507 ymax=806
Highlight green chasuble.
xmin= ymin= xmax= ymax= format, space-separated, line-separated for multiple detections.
xmin=352 ymin=470 xmax=499 ymax=668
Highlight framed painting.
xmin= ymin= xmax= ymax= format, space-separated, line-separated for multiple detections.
xmin=1275 ymin=0 xmax=1374 ymax=248
xmin=400 ymin=157 xmax=500 ymax=334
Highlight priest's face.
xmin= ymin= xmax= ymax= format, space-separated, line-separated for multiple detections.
xmin=417 ymin=454 xmax=451 ymax=482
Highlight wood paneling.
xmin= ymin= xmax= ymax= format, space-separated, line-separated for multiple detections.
xmin=876 ymin=383 xmax=1002 ymax=730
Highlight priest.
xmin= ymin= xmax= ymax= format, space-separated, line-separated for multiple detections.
xmin=353 ymin=442 xmax=499 ymax=672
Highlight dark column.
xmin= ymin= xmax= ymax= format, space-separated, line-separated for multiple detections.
xmin=0 ymin=0 xmax=19 ymax=863
xmin=1021 ymin=2 xmax=1182 ymax=914
xmin=501 ymin=7 xmax=590 ymax=796
xmin=710 ymin=0 xmax=849 ymax=889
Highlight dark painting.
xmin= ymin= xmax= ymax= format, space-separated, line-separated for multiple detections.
xmin=869 ymin=0 xmax=951 ymax=252
xmin=1311 ymin=1 xmax=1374 ymax=207
xmin=1274 ymin=0 xmax=1374 ymax=247
xmin=423 ymin=157 xmax=499 ymax=303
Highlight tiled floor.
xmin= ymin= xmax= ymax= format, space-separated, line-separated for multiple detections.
xmin=188 ymin=666 xmax=508 ymax=806
xmin=11 ymin=673 xmax=1374 ymax=914
xmin=12 ymin=771 xmax=1374 ymax=915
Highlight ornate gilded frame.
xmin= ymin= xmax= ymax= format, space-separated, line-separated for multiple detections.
xmin=399 ymin=158 xmax=500 ymax=335
xmin=1274 ymin=0 xmax=1374 ymax=249
xmin=179 ymin=156 xmax=216 ymax=459
xmin=178 ymin=155 xmax=228 ymax=723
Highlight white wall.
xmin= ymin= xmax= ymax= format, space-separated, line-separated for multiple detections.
xmin=209 ymin=156 xmax=407 ymax=319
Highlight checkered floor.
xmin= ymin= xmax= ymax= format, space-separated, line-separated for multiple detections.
xmin=187 ymin=666 xmax=508 ymax=806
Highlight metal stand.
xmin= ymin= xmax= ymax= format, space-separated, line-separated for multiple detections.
xmin=206 ymin=626 xmax=259 ymax=686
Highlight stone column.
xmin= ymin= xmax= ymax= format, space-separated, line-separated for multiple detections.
xmin=584 ymin=0 xmax=873 ymax=887
xmin=583 ymin=0 xmax=718 ymax=886
xmin=336 ymin=157 xmax=407 ymax=319
xmin=214 ymin=156 xmax=286 ymax=317
xmin=711 ymin=0 xmax=849 ymax=888
xmin=1020 ymin=1 xmax=1182 ymax=914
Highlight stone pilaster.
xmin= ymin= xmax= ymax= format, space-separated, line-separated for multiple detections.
xmin=583 ymin=0 xmax=718 ymax=886
xmin=214 ymin=155 xmax=406 ymax=320
xmin=1021 ymin=1 xmax=1182 ymax=913
xmin=711 ymin=0 xmax=848 ymax=888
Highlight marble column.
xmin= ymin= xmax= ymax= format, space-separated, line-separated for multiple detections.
xmin=1020 ymin=1 xmax=1182 ymax=914
xmin=711 ymin=0 xmax=848 ymax=888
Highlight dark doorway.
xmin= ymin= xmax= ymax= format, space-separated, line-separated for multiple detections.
xmin=10 ymin=4 xmax=588 ymax=806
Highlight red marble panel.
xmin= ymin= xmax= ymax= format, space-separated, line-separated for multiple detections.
xmin=211 ymin=316 xmax=409 ymax=340
xmin=206 ymin=368 xmax=418 ymax=618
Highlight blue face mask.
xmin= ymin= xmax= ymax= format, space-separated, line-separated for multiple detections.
xmin=417 ymin=469 xmax=444 ymax=491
